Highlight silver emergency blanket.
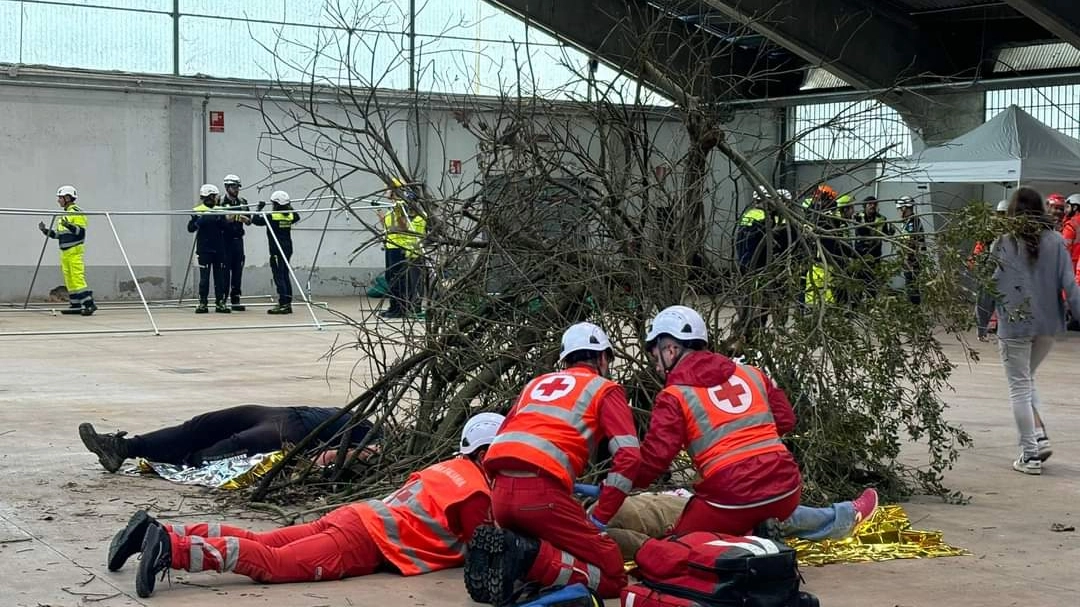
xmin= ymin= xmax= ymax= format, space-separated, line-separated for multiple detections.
xmin=122 ymin=451 xmax=284 ymax=490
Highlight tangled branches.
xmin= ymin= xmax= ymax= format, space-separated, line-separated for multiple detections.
xmin=244 ymin=2 xmax=981 ymax=509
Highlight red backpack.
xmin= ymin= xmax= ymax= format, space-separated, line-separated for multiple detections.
xmin=627 ymin=532 xmax=816 ymax=607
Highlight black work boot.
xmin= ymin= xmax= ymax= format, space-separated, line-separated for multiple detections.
xmin=81 ymin=301 xmax=98 ymax=316
xmin=61 ymin=305 xmax=82 ymax=315
xmin=78 ymin=423 xmax=129 ymax=473
xmin=215 ymin=300 xmax=231 ymax=313
xmin=230 ymin=296 xmax=245 ymax=312
xmin=267 ymin=304 xmax=292 ymax=315
xmin=108 ymin=510 xmax=159 ymax=571
xmin=465 ymin=525 xmax=539 ymax=606
xmin=195 ymin=301 xmax=209 ymax=314
xmin=135 ymin=523 xmax=172 ymax=598
xmin=753 ymin=517 xmax=784 ymax=541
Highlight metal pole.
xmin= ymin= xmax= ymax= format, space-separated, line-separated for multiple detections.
xmin=408 ymin=0 xmax=416 ymax=92
xmin=306 ymin=200 xmax=333 ymax=299
xmin=260 ymin=209 xmax=323 ymax=330
xmin=104 ymin=212 xmax=161 ymax=336
xmin=172 ymin=0 xmax=180 ymax=76
xmin=176 ymin=235 xmax=197 ymax=305
xmin=24 ymin=216 xmax=56 ymax=309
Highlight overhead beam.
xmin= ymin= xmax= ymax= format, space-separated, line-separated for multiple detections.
xmin=482 ymin=0 xmax=755 ymax=100
xmin=1004 ymin=0 xmax=1080 ymax=50
xmin=701 ymin=0 xmax=946 ymax=90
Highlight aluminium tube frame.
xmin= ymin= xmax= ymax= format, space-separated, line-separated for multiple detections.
xmin=23 ymin=215 xmax=55 ymax=309
xmin=0 ymin=202 xmax=385 ymax=336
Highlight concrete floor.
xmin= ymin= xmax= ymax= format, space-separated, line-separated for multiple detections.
xmin=1 ymin=297 xmax=1078 ymax=607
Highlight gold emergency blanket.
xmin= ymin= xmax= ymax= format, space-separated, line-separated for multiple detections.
xmin=124 ymin=451 xmax=284 ymax=490
xmin=787 ymin=504 xmax=969 ymax=566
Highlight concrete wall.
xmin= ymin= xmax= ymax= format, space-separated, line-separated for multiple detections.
xmin=0 ymin=81 xmax=412 ymax=302
xmin=0 ymin=73 xmax=780 ymax=302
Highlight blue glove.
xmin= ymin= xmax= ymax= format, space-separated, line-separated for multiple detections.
xmin=589 ymin=515 xmax=607 ymax=531
xmin=573 ymin=483 xmax=600 ymax=498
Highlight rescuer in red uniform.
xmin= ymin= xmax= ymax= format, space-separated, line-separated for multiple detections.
xmin=106 ymin=413 xmax=504 ymax=598
xmin=634 ymin=305 xmax=803 ymax=535
xmin=465 ymin=322 xmax=641 ymax=604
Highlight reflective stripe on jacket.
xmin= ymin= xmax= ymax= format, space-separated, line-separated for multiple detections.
xmin=664 ymin=364 xmax=787 ymax=478
xmin=486 ymin=368 xmax=616 ymax=489
xmin=351 ymin=457 xmax=488 ymax=575
xmin=384 ymin=204 xmax=415 ymax=249
xmin=55 ymin=204 xmax=87 ymax=250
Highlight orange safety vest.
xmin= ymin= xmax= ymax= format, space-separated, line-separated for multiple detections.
xmin=662 ymin=364 xmax=788 ymax=478
xmin=486 ymin=368 xmax=616 ymax=489
xmin=1063 ymin=217 xmax=1080 ymax=266
xmin=351 ymin=457 xmax=489 ymax=576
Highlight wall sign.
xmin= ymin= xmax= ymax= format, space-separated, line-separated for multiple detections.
xmin=209 ymin=111 xmax=225 ymax=133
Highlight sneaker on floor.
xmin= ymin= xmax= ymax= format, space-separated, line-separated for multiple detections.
xmin=1037 ymin=436 xmax=1052 ymax=462
xmin=81 ymin=302 xmax=97 ymax=316
xmin=267 ymin=304 xmax=292 ymax=315
xmin=135 ymin=523 xmax=172 ymax=598
xmin=851 ymin=488 xmax=879 ymax=532
xmin=78 ymin=423 xmax=129 ymax=473
xmin=108 ymin=510 xmax=158 ymax=571
xmin=1013 ymin=455 xmax=1042 ymax=475
xmin=194 ymin=303 xmax=209 ymax=314
xmin=465 ymin=525 xmax=539 ymax=606
xmin=214 ymin=302 xmax=231 ymax=313
xmin=60 ymin=306 xmax=82 ymax=315
xmin=230 ymin=298 xmax=246 ymax=312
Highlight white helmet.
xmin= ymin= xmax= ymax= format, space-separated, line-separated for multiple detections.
xmin=56 ymin=185 xmax=77 ymax=199
xmin=896 ymin=195 xmax=915 ymax=208
xmin=776 ymin=188 xmax=793 ymax=203
xmin=996 ymin=199 xmax=1009 ymax=213
xmin=459 ymin=412 xmax=505 ymax=455
xmin=1066 ymin=193 xmax=1080 ymax=207
xmin=751 ymin=185 xmax=771 ymax=202
xmin=558 ymin=322 xmax=613 ymax=362
xmin=199 ymin=184 xmax=219 ymax=197
xmin=223 ymin=174 xmax=242 ymax=186
xmin=270 ymin=190 xmax=290 ymax=205
xmin=645 ymin=305 xmax=708 ymax=346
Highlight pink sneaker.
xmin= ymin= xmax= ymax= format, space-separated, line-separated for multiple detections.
xmin=851 ymin=488 xmax=879 ymax=531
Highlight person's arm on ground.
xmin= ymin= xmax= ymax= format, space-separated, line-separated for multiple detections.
xmin=590 ymin=388 xmax=641 ymax=524
xmin=633 ymin=391 xmax=686 ymax=490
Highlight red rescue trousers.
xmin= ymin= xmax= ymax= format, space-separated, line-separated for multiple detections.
xmin=670 ymin=490 xmax=801 ymax=536
xmin=491 ymin=473 xmax=627 ymax=599
xmin=166 ymin=505 xmax=384 ymax=583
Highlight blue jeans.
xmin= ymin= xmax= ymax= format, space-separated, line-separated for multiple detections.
xmin=779 ymin=502 xmax=857 ymax=541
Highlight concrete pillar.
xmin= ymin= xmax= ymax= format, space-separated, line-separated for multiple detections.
xmin=889 ymin=90 xmax=985 ymax=152
xmin=168 ymin=96 xmax=197 ymax=298
xmin=885 ymin=90 xmax=988 ymax=226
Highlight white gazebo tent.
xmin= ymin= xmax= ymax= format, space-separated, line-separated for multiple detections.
xmin=883 ymin=104 xmax=1080 ymax=184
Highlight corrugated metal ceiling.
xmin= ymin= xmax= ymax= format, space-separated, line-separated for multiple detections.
xmin=994 ymin=42 xmax=1080 ymax=72
xmin=890 ymin=0 xmax=1005 ymax=12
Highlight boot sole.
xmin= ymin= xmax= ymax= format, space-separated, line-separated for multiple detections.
xmin=135 ymin=524 xmax=167 ymax=598
xmin=78 ymin=423 xmax=123 ymax=473
xmin=466 ymin=525 xmax=518 ymax=606
xmin=108 ymin=510 xmax=153 ymax=571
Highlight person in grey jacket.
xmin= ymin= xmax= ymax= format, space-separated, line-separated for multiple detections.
xmin=976 ymin=187 xmax=1080 ymax=475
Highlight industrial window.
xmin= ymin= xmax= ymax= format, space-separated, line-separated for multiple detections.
xmin=986 ymin=85 xmax=1080 ymax=139
xmin=788 ymin=101 xmax=912 ymax=162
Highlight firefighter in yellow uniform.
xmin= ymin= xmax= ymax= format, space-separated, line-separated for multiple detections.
xmin=38 ymin=185 xmax=97 ymax=316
